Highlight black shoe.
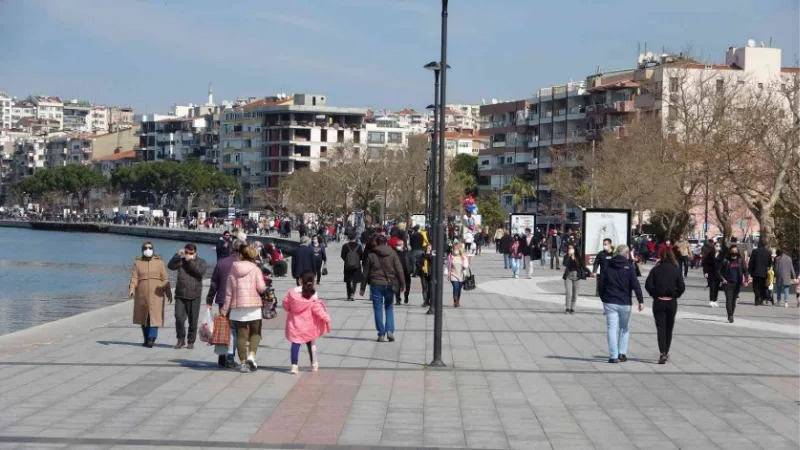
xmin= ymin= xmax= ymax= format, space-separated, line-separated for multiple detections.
xmin=404 ymin=298 xmax=409 ymax=304
xmin=395 ymin=300 xmax=401 ymax=305
xmin=426 ymin=309 xmax=433 ymax=315
xmin=218 ymin=355 xmax=227 ymax=367
xmin=608 ymin=358 xmax=619 ymax=364
xmin=728 ymin=316 xmax=734 ymax=323
xmin=421 ymin=302 xmax=430 ymax=307
xmin=618 ymin=354 xmax=627 ymax=362
xmin=658 ymin=354 xmax=667 ymax=364
xmin=565 ymin=308 xmax=570 ymax=314
xmin=377 ymin=335 xmax=386 ymax=342
xmin=225 ymin=360 xmax=239 ymax=369
xmin=387 ymin=332 xmax=395 ymax=342
xmin=569 ymin=309 xmax=575 ymax=314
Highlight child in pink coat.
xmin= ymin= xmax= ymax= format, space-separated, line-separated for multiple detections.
xmin=283 ymin=271 xmax=331 ymax=374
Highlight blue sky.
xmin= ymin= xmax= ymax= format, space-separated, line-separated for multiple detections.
xmin=1 ymin=0 xmax=797 ymax=114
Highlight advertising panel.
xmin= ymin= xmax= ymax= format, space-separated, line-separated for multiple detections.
xmin=581 ymin=209 xmax=632 ymax=267
xmin=509 ymin=213 xmax=536 ymax=236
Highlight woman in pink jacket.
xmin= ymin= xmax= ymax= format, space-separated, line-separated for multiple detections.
xmin=283 ymin=271 xmax=331 ymax=374
xmin=221 ymin=246 xmax=267 ymax=373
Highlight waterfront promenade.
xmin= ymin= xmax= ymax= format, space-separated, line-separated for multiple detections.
xmin=0 ymin=243 xmax=797 ymax=449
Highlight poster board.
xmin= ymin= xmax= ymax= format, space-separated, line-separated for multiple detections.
xmin=411 ymin=214 xmax=427 ymax=229
xmin=581 ymin=208 xmax=631 ymax=268
xmin=509 ymin=213 xmax=536 ymax=236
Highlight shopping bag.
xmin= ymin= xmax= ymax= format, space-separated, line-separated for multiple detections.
xmin=210 ymin=314 xmax=230 ymax=345
xmin=321 ymin=263 xmax=328 ymax=276
xmin=463 ymin=268 xmax=476 ymax=291
xmin=198 ymin=309 xmax=213 ymax=343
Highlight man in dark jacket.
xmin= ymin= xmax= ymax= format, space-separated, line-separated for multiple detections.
xmin=291 ymin=236 xmax=315 ymax=286
xmin=215 ymin=230 xmax=232 ymax=259
xmin=600 ymin=245 xmax=644 ymax=363
xmin=168 ymin=243 xmax=208 ymax=349
xmin=748 ymin=240 xmax=772 ymax=306
xmin=360 ymin=235 xmax=405 ymax=342
xmin=550 ymin=231 xmax=562 ymax=270
xmin=206 ymin=239 xmax=245 ymax=367
xmin=592 ymin=238 xmax=615 ymax=298
xmin=499 ymin=230 xmax=512 ymax=269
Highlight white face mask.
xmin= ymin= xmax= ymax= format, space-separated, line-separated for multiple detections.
xmin=568 ymin=249 xmax=575 ymax=255
xmin=666 ymin=241 xmax=671 ymax=245
xmin=143 ymin=249 xmax=154 ymax=258
xmin=603 ymin=245 xmax=610 ymax=251
xmin=395 ymin=245 xmax=403 ymax=251
xmin=715 ymin=246 xmax=721 ymax=251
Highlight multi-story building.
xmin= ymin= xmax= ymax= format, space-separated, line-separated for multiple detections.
xmin=93 ymin=149 xmax=138 ymax=178
xmin=447 ymin=104 xmax=481 ymax=128
xmin=12 ymin=137 xmax=48 ymax=181
xmin=137 ymin=115 xmax=207 ymax=163
xmin=260 ymin=94 xmax=367 ymax=195
xmin=392 ymin=108 xmax=428 ymax=129
xmin=62 ymin=99 xmax=92 ymax=132
xmin=32 ymin=96 xmax=64 ymax=130
xmin=89 ymin=106 xmax=109 ymax=133
xmin=0 ymin=92 xmax=11 ymax=129
xmin=45 ymin=129 xmax=140 ymax=169
xmin=108 ymin=106 xmax=135 ymax=126
xmin=10 ymin=100 xmax=36 ymax=127
xmin=364 ymin=116 xmax=411 ymax=153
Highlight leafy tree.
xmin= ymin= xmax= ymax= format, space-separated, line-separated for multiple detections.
xmin=450 ymin=154 xmax=478 ymax=195
xmin=502 ymin=176 xmax=536 ymax=213
xmin=476 ymin=195 xmax=504 ymax=230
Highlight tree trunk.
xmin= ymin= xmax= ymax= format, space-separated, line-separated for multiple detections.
xmin=755 ymin=207 xmax=776 ymax=248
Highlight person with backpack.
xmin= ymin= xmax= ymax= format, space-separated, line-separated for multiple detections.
xmin=340 ymin=233 xmax=363 ymax=302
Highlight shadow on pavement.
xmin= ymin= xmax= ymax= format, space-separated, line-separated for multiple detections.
xmin=546 ymin=354 xmax=659 ymax=365
xmin=96 ymin=340 xmax=173 ymax=349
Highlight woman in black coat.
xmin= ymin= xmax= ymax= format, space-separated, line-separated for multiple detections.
xmin=645 ymin=248 xmax=685 ymax=364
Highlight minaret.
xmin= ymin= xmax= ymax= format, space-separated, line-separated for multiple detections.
xmin=207 ymin=82 xmax=213 ymax=106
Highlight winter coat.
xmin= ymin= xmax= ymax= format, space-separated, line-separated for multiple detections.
xmin=291 ymin=245 xmax=316 ymax=279
xmin=167 ymin=254 xmax=207 ymax=300
xmin=702 ymin=252 xmax=724 ymax=281
xmin=600 ymin=255 xmax=644 ymax=305
xmin=511 ymin=241 xmax=523 ymax=259
xmin=748 ymin=246 xmax=772 ymax=278
xmin=341 ymin=242 xmax=363 ymax=283
xmin=206 ymin=254 xmax=236 ymax=306
xmin=360 ymin=244 xmax=405 ymax=292
xmin=221 ymin=261 xmax=267 ymax=316
xmin=675 ymin=240 xmax=691 ymax=258
xmin=283 ymin=287 xmax=331 ymax=344
xmin=130 ymin=256 xmax=172 ymax=327
xmin=774 ymin=254 xmax=797 ymax=287
xmin=216 ymin=238 xmax=231 ymax=259
xmin=720 ymin=256 xmax=748 ymax=285
xmin=645 ymin=261 xmax=686 ymax=299
xmin=311 ymin=243 xmax=327 ymax=265
xmin=499 ymin=235 xmax=512 ymax=254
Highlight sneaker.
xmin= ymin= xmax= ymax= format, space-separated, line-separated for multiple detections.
xmin=569 ymin=309 xmax=575 ymax=314
xmin=658 ymin=354 xmax=667 ymax=364
xmin=618 ymin=354 xmax=628 ymax=362
xmin=608 ymin=358 xmax=619 ymax=364
xmin=290 ymin=364 xmax=299 ymax=374
xmin=225 ymin=360 xmax=239 ymax=369
xmin=565 ymin=308 xmax=570 ymax=314
xmin=239 ymin=364 xmax=250 ymax=373
xmin=377 ymin=335 xmax=386 ymax=342
xmin=387 ymin=332 xmax=395 ymax=342
xmin=709 ymin=301 xmax=715 ymax=308
xmin=145 ymin=339 xmax=155 ymax=348
xmin=514 ymin=274 xmax=519 ymax=279
xmin=311 ymin=362 xmax=319 ymax=372
xmin=784 ymin=302 xmax=788 ymax=308
xmin=246 ymin=358 xmax=257 ymax=372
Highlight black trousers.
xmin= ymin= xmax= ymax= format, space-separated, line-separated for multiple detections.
xmin=709 ymin=282 xmax=720 ymax=302
xmin=752 ymin=277 xmax=768 ymax=305
xmin=395 ymin=271 xmax=411 ymax=303
xmin=314 ymin=260 xmax=323 ymax=284
xmin=420 ymin=276 xmax=430 ymax=304
xmin=723 ymin=283 xmax=741 ymax=317
xmin=679 ymin=256 xmax=689 ymax=277
xmin=550 ymin=250 xmax=561 ymax=269
xmin=175 ymin=297 xmax=201 ymax=343
xmin=345 ymin=279 xmax=358 ymax=298
xmin=652 ymin=299 xmax=678 ymax=354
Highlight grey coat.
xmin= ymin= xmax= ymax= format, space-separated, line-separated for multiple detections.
xmin=168 ymin=254 xmax=208 ymax=300
xmin=774 ymin=254 xmax=797 ymax=287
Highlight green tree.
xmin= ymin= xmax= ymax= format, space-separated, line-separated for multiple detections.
xmin=502 ymin=176 xmax=536 ymax=213
xmin=476 ymin=195 xmax=504 ymax=229
xmin=14 ymin=165 xmax=106 ymax=208
xmin=450 ymin=154 xmax=478 ymax=196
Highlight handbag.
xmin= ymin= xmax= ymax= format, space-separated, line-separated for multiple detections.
xmin=790 ymin=279 xmax=798 ymax=285
xmin=463 ymin=267 xmax=476 ymax=291
xmin=321 ymin=263 xmax=328 ymax=276
xmin=261 ymin=286 xmax=278 ymax=319
xmin=209 ymin=314 xmax=230 ymax=345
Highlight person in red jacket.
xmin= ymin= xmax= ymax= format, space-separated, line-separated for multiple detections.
xmin=657 ymin=239 xmax=674 ymax=261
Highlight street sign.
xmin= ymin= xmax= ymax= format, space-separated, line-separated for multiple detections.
xmin=703 ymin=222 xmax=710 ymax=231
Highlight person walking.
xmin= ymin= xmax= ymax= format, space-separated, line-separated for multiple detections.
xmin=206 ymin=239 xmax=246 ymax=367
xmin=311 ymin=236 xmax=327 ymax=284
xmin=283 ymin=271 xmax=331 ymax=374
xmin=494 ymin=227 xmax=504 ymax=253
xmin=562 ymin=243 xmax=585 ymax=314
xmin=394 ymin=240 xmax=412 ymax=305
xmin=774 ymin=247 xmax=798 ymax=307
xmin=719 ymin=244 xmax=749 ymax=323
xmin=340 ymin=234 xmax=363 ymax=301
xmin=702 ymin=242 xmax=725 ymax=308
xmin=360 ymin=235 xmax=405 ymax=342
xmin=448 ymin=242 xmax=470 ymax=308
xmin=129 ymin=242 xmax=172 ymax=348
xmin=510 ymin=235 xmax=523 ymax=278
xmin=474 ymin=229 xmax=484 ymax=256
xmin=499 ymin=230 xmax=512 ymax=270
xmin=221 ymin=246 xmax=267 ymax=373
xmin=540 ymin=237 xmax=547 ymax=268
xmin=168 ymin=243 xmax=208 ymax=350
xmin=675 ymin=235 xmax=691 ymax=279
xmin=748 ymin=240 xmax=773 ymax=306
xmin=591 ymin=238 xmax=614 ymax=298
xmin=521 ymin=228 xmax=537 ymax=278
xmin=416 ymin=245 xmax=433 ymax=309
xmin=600 ymin=245 xmax=644 ymax=363
xmin=291 ymin=236 xmax=315 ymax=286
xmin=550 ymin=230 xmax=562 ymax=270
xmin=645 ymin=247 xmax=686 ymax=364
xmin=216 ymin=230 xmax=232 ymax=259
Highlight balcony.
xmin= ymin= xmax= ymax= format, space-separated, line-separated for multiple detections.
xmin=528 ymin=136 xmax=539 ymax=148
xmin=490 ymin=141 xmax=507 ymax=148
xmin=527 ymin=158 xmax=540 ymax=170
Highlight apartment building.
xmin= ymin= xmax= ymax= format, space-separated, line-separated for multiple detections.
xmin=0 ymin=92 xmax=10 ymax=129
xmin=62 ymin=100 xmax=91 ymax=132
xmin=89 ymin=106 xmax=109 ymax=132
xmin=93 ymin=149 xmax=138 ymax=178
xmin=32 ymin=96 xmax=64 ymax=130
xmin=447 ymin=104 xmax=481 ymax=128
xmin=108 ymin=106 xmax=135 ymax=126
xmin=392 ymin=108 xmax=428 ymax=129
xmin=261 ymin=94 xmax=367 ymax=193
xmin=10 ymin=100 xmax=36 ymax=126
xmin=12 ymin=137 xmax=48 ymax=181
xmin=365 ymin=116 xmax=411 ymax=152
xmin=138 ymin=115 xmax=207 ymax=163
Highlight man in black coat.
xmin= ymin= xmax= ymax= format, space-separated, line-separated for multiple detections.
xmin=748 ymin=240 xmax=773 ymax=306
xmin=592 ymin=238 xmax=615 ymax=298
xmin=291 ymin=236 xmax=315 ymax=286
xmin=499 ymin=230 xmax=512 ymax=269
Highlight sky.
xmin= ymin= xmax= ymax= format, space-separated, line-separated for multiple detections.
xmin=1 ymin=0 xmax=798 ymax=114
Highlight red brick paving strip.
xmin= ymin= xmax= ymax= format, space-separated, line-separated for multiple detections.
xmin=250 ymin=370 xmax=364 ymax=444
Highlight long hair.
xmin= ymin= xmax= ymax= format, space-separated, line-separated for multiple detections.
xmin=300 ymin=271 xmax=316 ymax=299
xmin=662 ymin=247 xmax=678 ymax=266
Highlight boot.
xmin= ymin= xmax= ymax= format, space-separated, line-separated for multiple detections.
xmin=454 ymin=296 xmax=460 ymax=308
xmin=174 ymin=339 xmax=186 ymax=349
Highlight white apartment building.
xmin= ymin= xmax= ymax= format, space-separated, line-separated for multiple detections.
xmin=138 ymin=115 xmax=207 ymax=163
xmin=32 ymin=96 xmax=64 ymax=130
xmin=13 ymin=137 xmax=48 ymax=181
xmin=89 ymin=106 xmax=109 ymax=133
xmin=62 ymin=100 xmax=91 ymax=132
xmin=392 ymin=108 xmax=428 ymax=129
xmin=10 ymin=100 xmax=36 ymax=126
xmin=0 ymin=92 xmax=11 ymax=129
xmin=445 ymin=104 xmax=481 ymax=130
xmin=365 ymin=117 xmax=411 ymax=155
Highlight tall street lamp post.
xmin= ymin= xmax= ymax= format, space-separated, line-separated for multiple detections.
xmin=431 ymin=0 xmax=449 ymax=368
xmin=383 ymin=176 xmax=388 ymax=226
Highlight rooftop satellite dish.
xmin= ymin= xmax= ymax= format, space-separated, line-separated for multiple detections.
xmin=645 ymin=51 xmax=654 ymax=61
xmin=491 ymin=98 xmax=498 ymax=104
xmin=747 ymin=39 xmax=756 ymax=48
xmin=637 ymin=53 xmax=646 ymax=65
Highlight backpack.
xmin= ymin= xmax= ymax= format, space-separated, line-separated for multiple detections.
xmin=344 ymin=244 xmax=361 ymax=270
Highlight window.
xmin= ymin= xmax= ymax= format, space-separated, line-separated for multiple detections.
xmin=668 ymin=106 xmax=677 ymax=120
xmin=505 ymin=156 xmax=513 ymax=164
xmin=669 ymin=77 xmax=679 ymax=93
xmin=757 ymin=82 xmax=763 ymax=89
xmin=387 ymin=132 xmax=402 ymax=144
xmin=716 ymin=79 xmax=724 ymax=92
xmin=367 ymin=131 xmax=385 ymax=144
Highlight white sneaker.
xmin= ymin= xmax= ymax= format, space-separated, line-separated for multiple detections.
xmin=246 ymin=357 xmax=257 ymax=372
xmin=709 ymin=301 xmax=715 ymax=308
xmin=514 ymin=274 xmax=519 ymax=279
xmin=311 ymin=362 xmax=319 ymax=372
xmin=784 ymin=302 xmax=789 ymax=308
xmin=290 ymin=364 xmax=299 ymax=374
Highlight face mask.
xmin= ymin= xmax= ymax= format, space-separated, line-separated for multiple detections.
xmin=715 ymin=246 xmax=721 ymax=251
xmin=603 ymin=245 xmax=610 ymax=251
xmin=568 ymin=249 xmax=575 ymax=255
xmin=395 ymin=245 xmax=403 ymax=251
xmin=143 ymin=249 xmax=154 ymax=258
xmin=666 ymin=241 xmax=671 ymax=245
xmin=730 ymin=252 xmax=739 ymax=258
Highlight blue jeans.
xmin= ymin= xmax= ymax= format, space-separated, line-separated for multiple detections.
xmin=603 ymin=303 xmax=631 ymax=359
xmin=141 ymin=314 xmax=158 ymax=341
xmin=503 ymin=253 xmax=511 ymax=269
xmin=451 ymin=280 xmax=463 ymax=297
xmin=776 ymin=285 xmax=791 ymax=303
xmin=370 ymin=284 xmax=394 ymax=336
xmin=511 ymin=258 xmax=520 ymax=276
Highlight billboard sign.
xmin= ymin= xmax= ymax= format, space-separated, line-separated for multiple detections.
xmin=581 ymin=208 xmax=632 ymax=268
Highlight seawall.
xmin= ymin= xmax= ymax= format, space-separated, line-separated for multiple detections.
xmin=0 ymin=220 xmax=300 ymax=254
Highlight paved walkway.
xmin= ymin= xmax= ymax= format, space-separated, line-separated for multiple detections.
xmin=0 ymin=243 xmax=797 ymax=449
